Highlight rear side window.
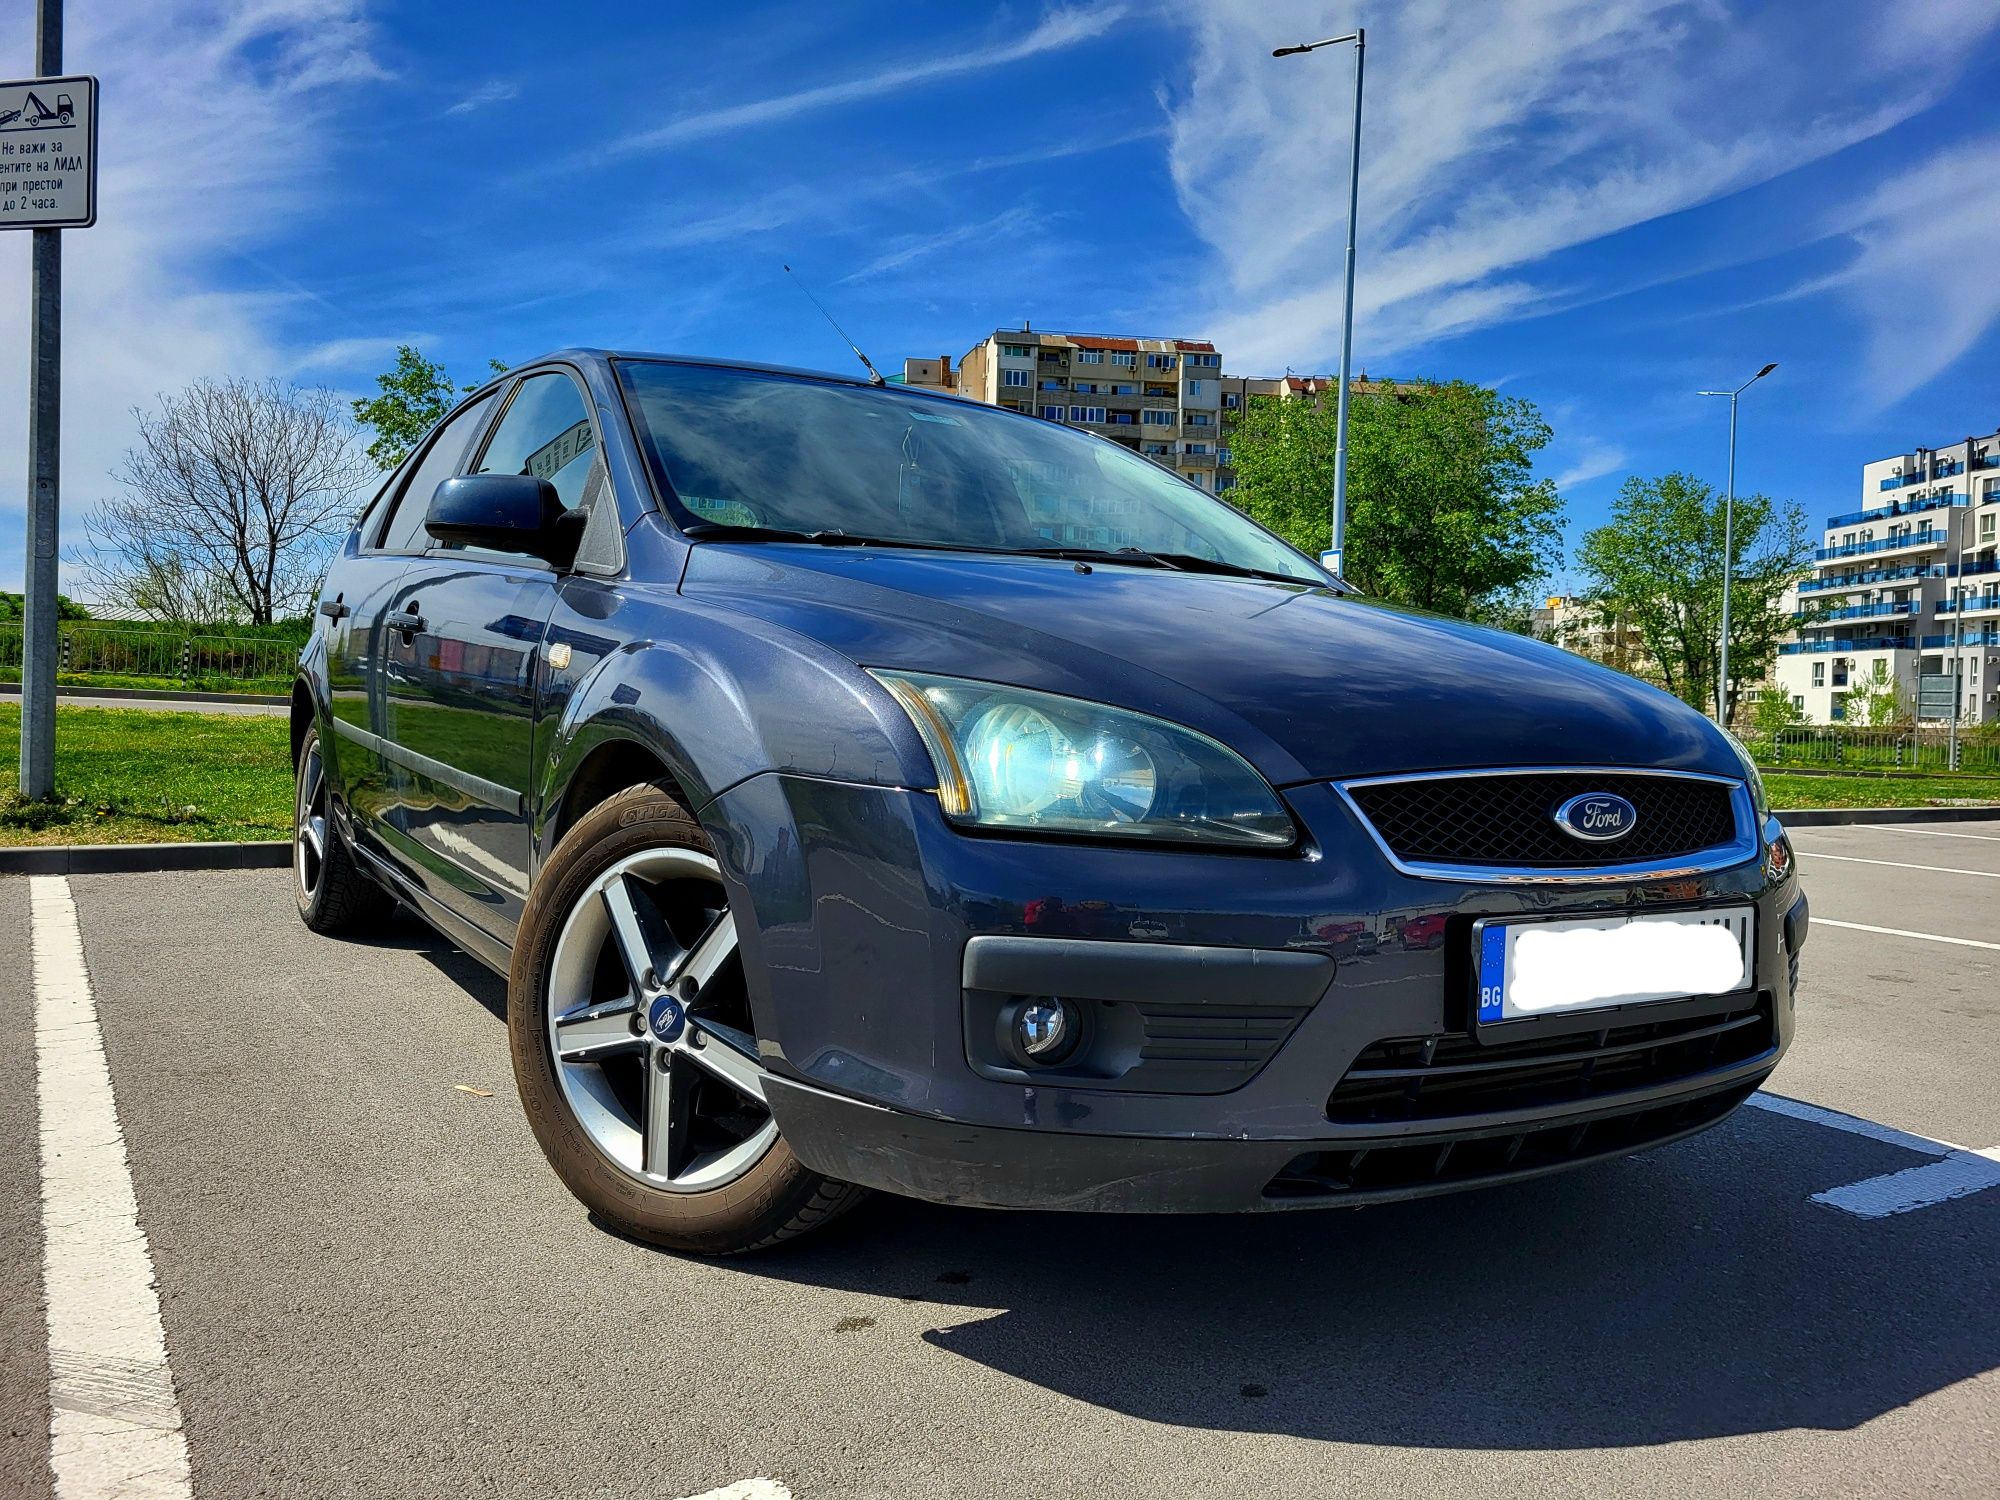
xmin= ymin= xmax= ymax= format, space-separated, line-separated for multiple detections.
xmin=471 ymin=372 xmax=598 ymax=510
xmin=376 ymin=394 xmax=496 ymax=553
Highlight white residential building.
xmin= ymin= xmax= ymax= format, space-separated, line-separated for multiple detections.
xmin=1774 ymin=431 xmax=2000 ymax=725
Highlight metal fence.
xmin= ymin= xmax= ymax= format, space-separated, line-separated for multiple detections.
xmin=1748 ymin=725 xmax=2000 ymax=776
xmin=0 ymin=624 xmax=299 ymax=688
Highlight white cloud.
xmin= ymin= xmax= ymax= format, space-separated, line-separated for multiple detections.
xmin=1549 ymin=438 xmax=1628 ymax=492
xmin=0 ymin=1 xmax=389 ymax=593
xmin=1160 ymin=0 xmax=2000 ymax=374
xmin=607 ymin=5 xmax=1128 ymax=156
xmin=1805 ymin=135 xmax=2000 ymax=408
xmin=445 ymin=79 xmax=519 ymax=117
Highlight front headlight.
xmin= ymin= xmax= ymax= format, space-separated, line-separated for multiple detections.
xmin=870 ymin=670 xmax=1295 ymax=848
xmin=1722 ymin=730 xmax=1770 ymax=819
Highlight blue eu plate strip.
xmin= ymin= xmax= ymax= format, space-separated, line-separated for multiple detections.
xmin=1478 ymin=924 xmax=1508 ymax=1023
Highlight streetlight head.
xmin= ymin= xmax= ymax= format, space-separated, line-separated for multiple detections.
xmin=1273 ymin=44 xmax=1308 ymax=56
xmin=1755 ymin=362 xmax=1778 ymax=379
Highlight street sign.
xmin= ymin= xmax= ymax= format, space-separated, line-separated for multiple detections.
xmin=1917 ymin=672 xmax=1958 ymax=720
xmin=0 ymin=74 xmax=97 ymax=229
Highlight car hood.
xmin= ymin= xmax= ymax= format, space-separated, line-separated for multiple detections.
xmin=680 ymin=544 xmax=1737 ymax=785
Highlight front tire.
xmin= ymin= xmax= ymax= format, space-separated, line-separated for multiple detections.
xmin=508 ymin=782 xmax=864 ymax=1254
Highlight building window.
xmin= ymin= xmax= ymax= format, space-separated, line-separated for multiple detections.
xmin=1218 ymin=447 xmax=1232 ymax=464
xmin=1002 ymin=369 xmax=1029 ymax=388
xmin=1142 ymin=408 xmax=1174 ymax=426
xmin=1830 ymin=693 xmax=1847 ymax=721
xmin=1110 ymin=384 xmax=1135 ymax=395
xmin=1223 ymin=391 xmax=1240 ymax=408
xmin=1147 ymin=354 xmax=1178 ymax=369
xmin=1039 ymin=405 xmax=1063 ymax=421
xmin=1000 ymin=344 xmax=1031 ymax=358
xmin=1186 ymin=379 xmax=1206 ymax=396
xmin=1792 ymin=695 xmax=1804 ymax=711
xmin=1182 ymin=471 xmax=1207 ymax=489
xmin=1812 ymin=662 xmax=1825 ymax=687
xmin=1111 ymin=352 xmax=1136 ymax=367
xmin=1076 ymin=350 xmax=1103 ymax=364
xmin=1982 ymin=513 xmax=1996 ymax=542
xmin=1107 ymin=411 xmax=1134 ymax=425
xmin=1186 ymin=412 xmax=1211 ymax=427
xmin=1068 ymin=406 xmax=1106 ymax=423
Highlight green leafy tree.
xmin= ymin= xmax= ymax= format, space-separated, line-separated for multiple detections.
xmin=1750 ymin=685 xmax=1805 ymax=740
xmin=1223 ymin=380 xmax=1565 ymax=623
xmin=1576 ymin=472 xmax=1817 ymax=718
xmin=1843 ymin=660 xmax=1908 ymax=727
xmin=352 ymin=347 xmax=510 ymax=470
xmin=0 ymin=590 xmax=90 ymax=621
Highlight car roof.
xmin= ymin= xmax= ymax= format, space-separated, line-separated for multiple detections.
xmin=508 ymin=347 xmax=932 ymax=395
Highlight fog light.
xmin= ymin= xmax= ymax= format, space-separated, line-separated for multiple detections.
xmin=1014 ymin=998 xmax=1075 ymax=1063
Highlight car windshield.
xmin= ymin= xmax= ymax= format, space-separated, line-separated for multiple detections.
xmin=615 ymin=360 xmax=1324 ymax=583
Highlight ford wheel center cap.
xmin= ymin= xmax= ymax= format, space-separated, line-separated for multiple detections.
xmin=1553 ymin=792 xmax=1639 ymax=843
xmin=647 ymin=992 xmax=686 ymax=1043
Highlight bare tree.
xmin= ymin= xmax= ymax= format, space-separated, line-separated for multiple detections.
xmin=74 ymin=378 xmax=375 ymax=624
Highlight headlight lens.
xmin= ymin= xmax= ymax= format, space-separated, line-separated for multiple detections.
xmin=871 ymin=670 xmax=1295 ymax=848
xmin=1722 ymin=730 xmax=1770 ymax=818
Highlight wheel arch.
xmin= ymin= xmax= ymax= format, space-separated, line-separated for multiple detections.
xmin=290 ymin=677 xmax=318 ymax=769
xmin=545 ymin=735 xmax=694 ymax=852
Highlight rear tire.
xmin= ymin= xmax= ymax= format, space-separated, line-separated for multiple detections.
xmin=508 ymin=781 xmax=865 ymax=1255
xmin=294 ymin=724 xmax=391 ymax=934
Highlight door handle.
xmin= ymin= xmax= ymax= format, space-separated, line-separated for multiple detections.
xmin=319 ymin=595 xmax=350 ymax=621
xmin=393 ymin=604 xmax=426 ymax=639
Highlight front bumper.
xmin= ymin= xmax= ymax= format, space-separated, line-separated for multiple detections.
xmin=705 ymin=772 xmax=1803 ymax=1212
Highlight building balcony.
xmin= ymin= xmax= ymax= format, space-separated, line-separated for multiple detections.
xmin=1824 ymin=492 xmax=1962 ymax=529
xmin=1798 ymin=601 xmax=1922 ymax=623
xmin=1777 ymin=635 xmax=1914 ymax=655
xmin=1922 ymin=630 xmax=2000 ymax=648
xmin=1799 ymin=563 xmax=1942 ymax=593
xmin=1937 ymin=597 xmax=2000 ymax=616
xmin=1814 ymin=529 xmax=1949 ymax=561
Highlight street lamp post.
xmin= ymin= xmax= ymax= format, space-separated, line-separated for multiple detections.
xmin=1274 ymin=29 xmax=1365 ymax=577
xmin=1698 ymin=362 xmax=1777 ymax=725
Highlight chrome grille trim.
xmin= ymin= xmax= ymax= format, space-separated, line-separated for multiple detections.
xmin=1332 ymin=765 xmax=1759 ymax=884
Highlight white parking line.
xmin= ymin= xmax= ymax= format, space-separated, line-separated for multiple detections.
xmin=676 ymin=1483 xmax=794 ymax=1500
xmin=1813 ymin=918 xmax=2000 ymax=953
xmin=1747 ymin=1093 xmax=2000 ymax=1219
xmin=1875 ymin=825 xmax=2000 ymax=843
xmin=1799 ymin=851 xmax=2000 ymax=879
xmin=30 ymin=876 xmax=194 ymax=1500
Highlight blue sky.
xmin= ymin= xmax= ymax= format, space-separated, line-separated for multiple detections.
xmin=4 ymin=0 xmax=2000 ymax=596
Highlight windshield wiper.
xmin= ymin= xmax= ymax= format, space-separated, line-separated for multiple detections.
xmin=1005 ymin=545 xmax=1181 ymax=570
xmin=1136 ymin=551 xmax=1326 ymax=586
xmin=681 ymin=524 xmax=992 ymax=555
xmin=1012 ymin=544 xmax=1318 ymax=586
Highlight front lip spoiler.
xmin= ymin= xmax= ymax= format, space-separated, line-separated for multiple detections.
xmin=1330 ymin=765 xmax=1761 ymax=885
xmin=763 ymin=1050 xmax=1780 ymax=1214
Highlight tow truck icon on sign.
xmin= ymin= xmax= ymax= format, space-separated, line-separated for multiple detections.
xmin=0 ymin=92 xmax=75 ymax=129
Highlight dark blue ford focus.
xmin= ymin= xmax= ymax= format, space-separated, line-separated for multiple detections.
xmin=294 ymin=351 xmax=1808 ymax=1253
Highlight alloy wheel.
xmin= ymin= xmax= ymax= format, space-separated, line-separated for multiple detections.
xmin=545 ymin=848 xmax=777 ymax=1192
xmin=295 ymin=742 xmax=329 ymax=903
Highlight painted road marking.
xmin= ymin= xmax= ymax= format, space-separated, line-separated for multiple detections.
xmin=676 ymin=1483 xmax=795 ymax=1500
xmin=1875 ymin=826 xmax=2000 ymax=842
xmin=1747 ymin=1093 xmax=2000 ymax=1219
xmin=1799 ymin=851 xmax=2000 ymax=879
xmin=1813 ymin=918 xmax=2000 ymax=953
xmin=31 ymin=875 xmax=194 ymax=1500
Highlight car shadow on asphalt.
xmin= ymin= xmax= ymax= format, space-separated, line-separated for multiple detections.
xmin=728 ymin=1108 xmax=2000 ymax=1449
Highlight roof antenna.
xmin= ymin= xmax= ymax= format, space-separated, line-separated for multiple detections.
xmin=782 ymin=263 xmax=886 ymax=385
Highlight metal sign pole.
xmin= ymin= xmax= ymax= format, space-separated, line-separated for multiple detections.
xmin=10 ymin=0 xmax=94 ymax=801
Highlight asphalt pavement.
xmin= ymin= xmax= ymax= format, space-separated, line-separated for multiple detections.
xmin=3 ymin=820 xmax=1996 ymax=1499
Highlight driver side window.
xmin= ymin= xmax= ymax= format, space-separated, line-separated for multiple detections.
xmin=471 ymin=371 xmax=599 ymax=511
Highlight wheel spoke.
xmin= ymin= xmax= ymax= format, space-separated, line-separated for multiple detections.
xmin=553 ymin=994 xmax=643 ymax=1062
xmin=642 ymin=1050 xmax=696 ymax=1178
xmin=601 ymin=874 xmax=681 ymax=992
xmin=685 ymin=1018 xmax=767 ymax=1104
xmin=303 ymin=814 xmax=327 ymax=862
xmin=669 ymin=910 xmax=738 ymax=996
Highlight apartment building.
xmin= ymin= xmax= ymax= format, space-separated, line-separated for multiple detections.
xmin=904 ymin=326 xmax=1228 ymax=492
xmin=1532 ymin=594 xmax=1657 ymax=679
xmin=1774 ymin=429 xmax=2000 ymax=725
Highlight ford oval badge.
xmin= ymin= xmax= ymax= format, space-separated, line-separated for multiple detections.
xmin=1553 ymin=791 xmax=1638 ymax=843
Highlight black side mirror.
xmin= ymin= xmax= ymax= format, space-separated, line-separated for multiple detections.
xmin=424 ymin=474 xmax=581 ymax=565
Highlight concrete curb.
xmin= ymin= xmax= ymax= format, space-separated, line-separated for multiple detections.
xmin=0 ymin=840 xmax=290 ymax=875
xmin=1774 ymin=805 xmax=2000 ymax=828
xmin=0 ymin=682 xmax=289 ymax=707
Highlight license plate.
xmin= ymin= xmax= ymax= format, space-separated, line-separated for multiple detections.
xmin=1475 ymin=908 xmax=1754 ymax=1024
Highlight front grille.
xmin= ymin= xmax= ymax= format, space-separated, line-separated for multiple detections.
xmin=1266 ymin=1081 xmax=1759 ymax=1200
xmin=1135 ymin=1003 xmax=1306 ymax=1084
xmin=1326 ymin=993 xmax=1775 ymax=1123
xmin=1345 ymin=771 xmax=1740 ymax=868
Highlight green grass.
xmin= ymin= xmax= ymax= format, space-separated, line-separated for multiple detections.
xmin=1766 ymin=771 xmax=2000 ymax=811
xmin=0 ymin=666 xmax=292 ymax=695
xmin=0 ymin=702 xmax=293 ymax=846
